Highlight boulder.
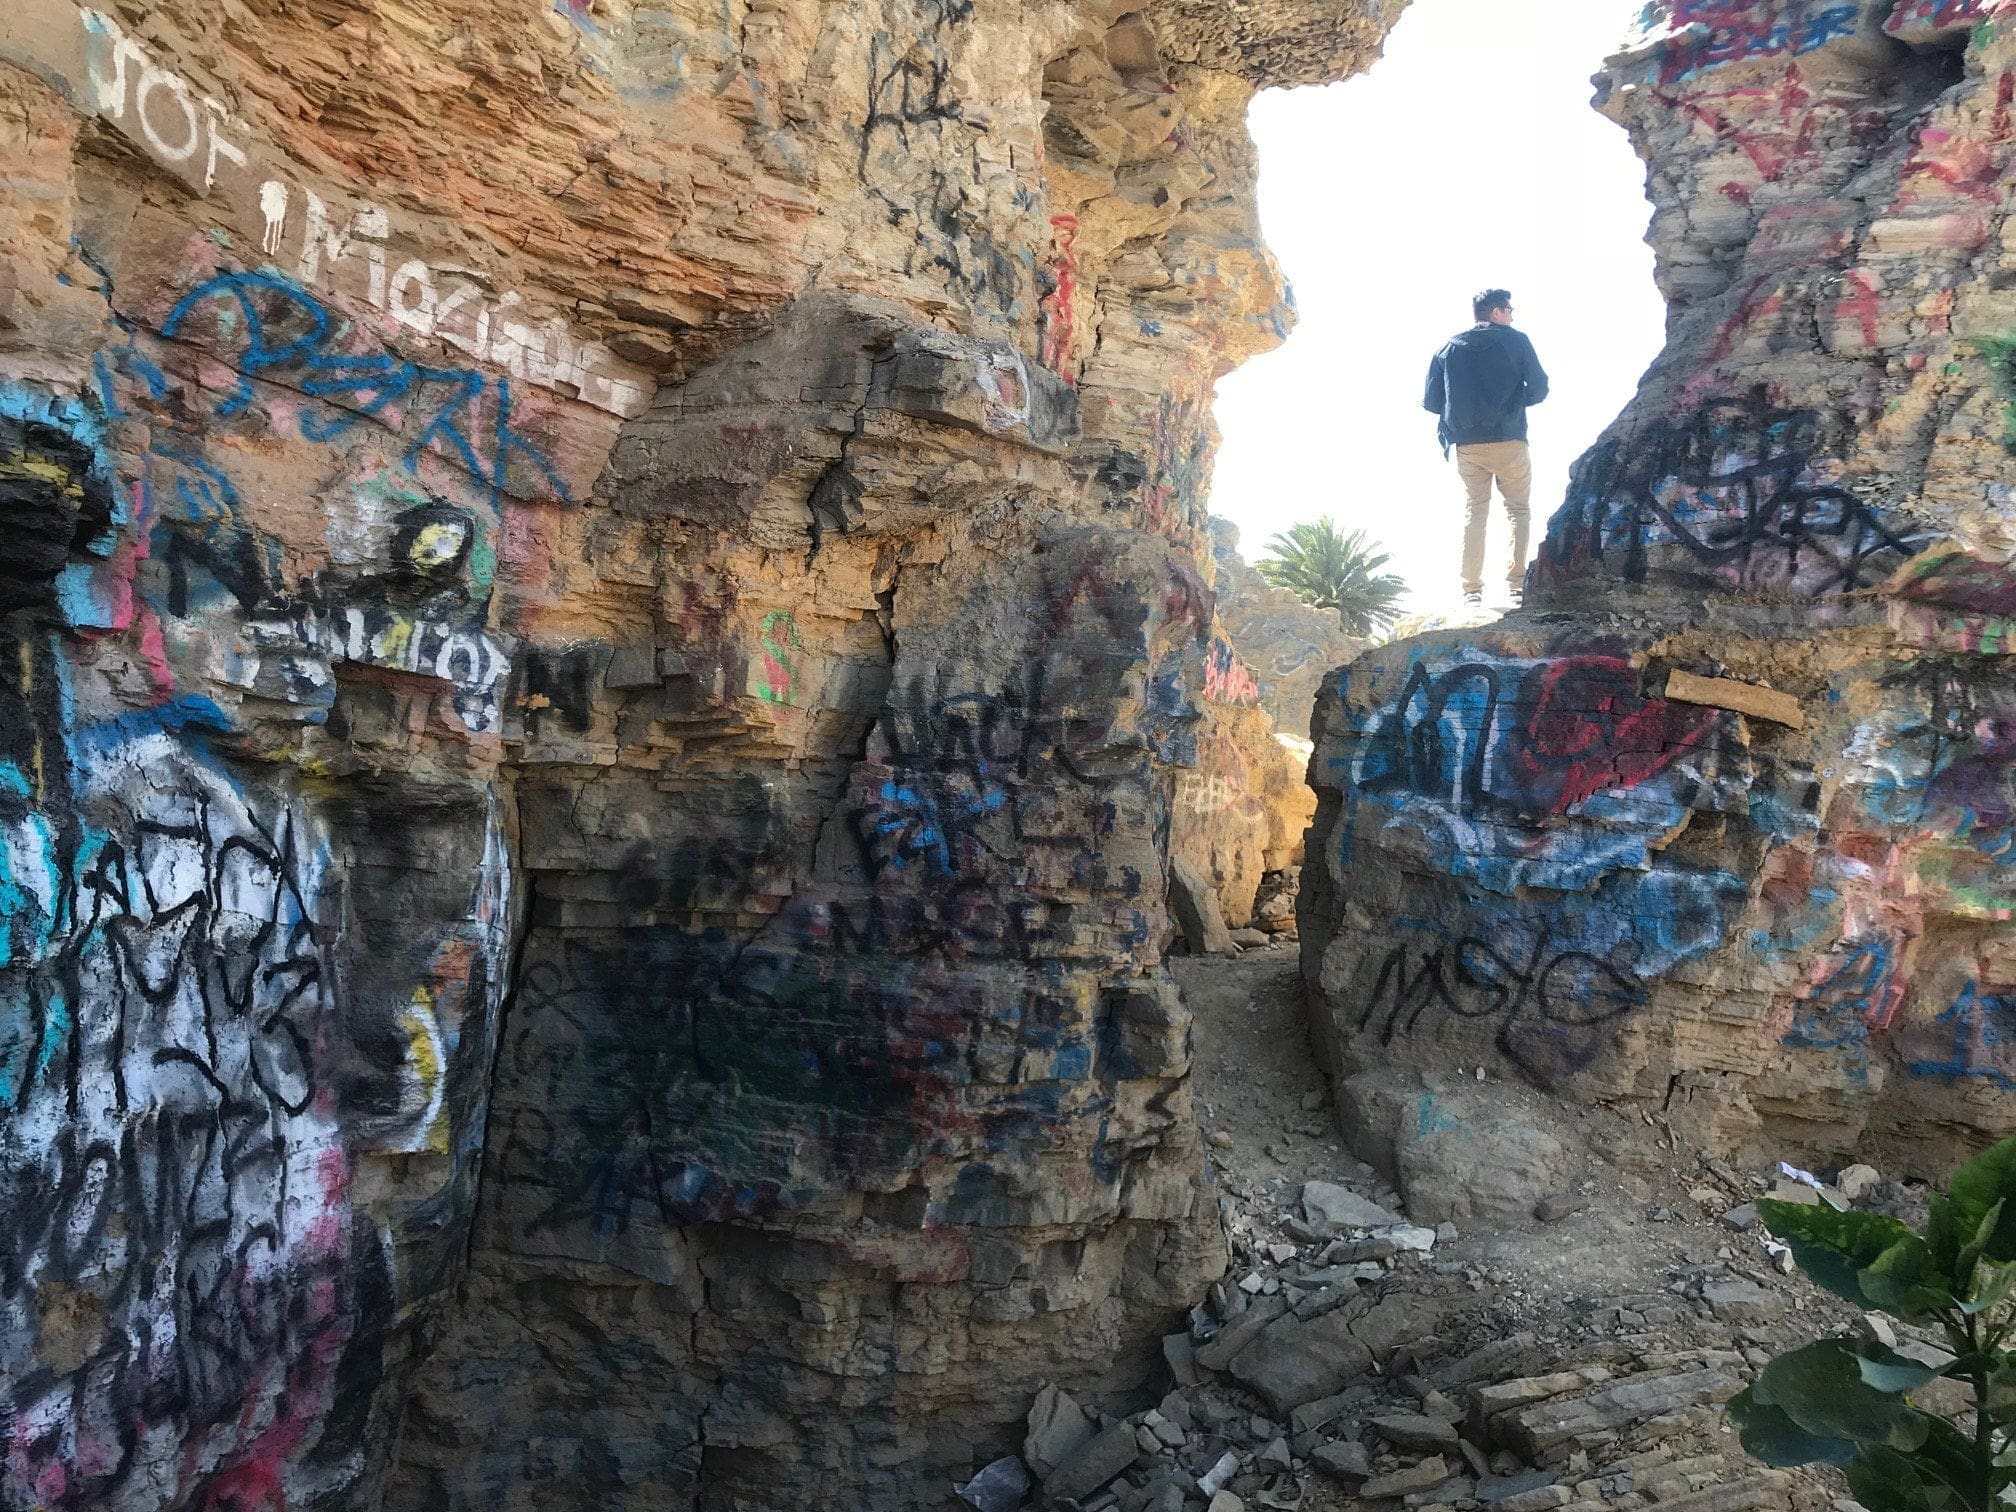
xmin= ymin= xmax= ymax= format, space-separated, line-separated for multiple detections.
xmin=1397 ymin=1098 xmax=1573 ymax=1227
xmin=1024 ymin=1385 xmax=1095 ymax=1481
xmin=1043 ymin=1422 xmax=1141 ymax=1503
xmin=1228 ymin=1307 xmax=1376 ymax=1416
xmin=1169 ymin=857 xmax=1238 ymax=956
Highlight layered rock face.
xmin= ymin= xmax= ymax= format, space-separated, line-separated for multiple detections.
xmin=1168 ymin=528 xmax=1335 ymax=931
xmin=0 ymin=1 xmax=1402 ymax=1508
xmin=1209 ymin=517 xmax=1365 ymax=741
xmin=1172 ymin=689 xmax=1314 ymax=932
xmin=1306 ymin=0 xmax=2016 ymax=1184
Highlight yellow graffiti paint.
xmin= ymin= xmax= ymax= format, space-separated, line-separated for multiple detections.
xmin=401 ymin=990 xmax=448 ymax=1155
xmin=408 ymin=522 xmax=464 ymax=571
xmin=377 ymin=617 xmax=414 ymax=664
xmin=16 ymin=640 xmax=44 ymax=802
xmin=0 ymin=456 xmax=85 ymax=498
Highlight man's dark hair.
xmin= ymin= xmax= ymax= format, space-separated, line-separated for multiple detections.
xmin=1473 ymin=288 xmax=1513 ymax=322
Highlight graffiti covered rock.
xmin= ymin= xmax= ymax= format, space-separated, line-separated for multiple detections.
xmin=0 ymin=0 xmax=1404 ymax=1507
xmin=1305 ymin=0 xmax=2016 ymax=1184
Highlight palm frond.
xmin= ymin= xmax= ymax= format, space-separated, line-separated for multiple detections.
xmin=1255 ymin=518 xmax=1409 ymax=636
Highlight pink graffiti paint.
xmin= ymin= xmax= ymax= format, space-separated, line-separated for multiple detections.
xmin=201 ymin=1302 xmax=354 ymax=1512
xmin=135 ymin=609 xmax=175 ymax=696
xmin=1203 ymin=637 xmax=1260 ymax=706
xmin=128 ymin=482 xmax=175 ymax=695
xmin=73 ymin=479 xmax=176 ymax=696
xmin=755 ymin=610 xmax=799 ymax=705
xmin=554 ymin=0 xmax=602 ymax=32
xmin=1037 ymin=215 xmax=1080 ymax=382
xmin=719 ymin=423 xmax=765 ymax=472
xmin=1665 ymin=64 xmax=1896 ymax=193
xmin=1927 ymin=287 xmax=1957 ymax=335
xmin=1892 ymin=549 xmax=2016 ymax=617
xmin=1886 ymin=0 xmax=2001 ymax=35
xmin=9 ymin=1440 xmax=64 ymax=1505
xmin=1680 ymin=276 xmax=1783 ymax=407
xmin=1898 ymin=124 xmax=2004 ymax=208
xmin=1140 ymin=389 xmax=1213 ymax=546
xmin=1837 ymin=271 xmax=1881 ymax=347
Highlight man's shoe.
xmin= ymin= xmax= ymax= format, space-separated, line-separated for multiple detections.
xmin=1463 ymin=591 xmax=1484 ymax=607
xmin=1506 ymin=587 xmax=1524 ymax=608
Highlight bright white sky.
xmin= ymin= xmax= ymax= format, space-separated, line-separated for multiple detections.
xmin=1210 ymin=0 xmax=1668 ymax=617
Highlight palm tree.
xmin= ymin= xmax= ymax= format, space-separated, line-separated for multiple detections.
xmin=1254 ymin=519 xmax=1408 ymax=636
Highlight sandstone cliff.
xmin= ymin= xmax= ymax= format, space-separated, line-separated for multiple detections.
xmin=1305 ymin=0 xmax=2016 ymax=1186
xmin=0 ymin=1 xmax=1403 ymax=1508
xmin=1155 ymin=517 xmax=1351 ymax=938
xmin=1210 ymin=517 xmax=1366 ymax=740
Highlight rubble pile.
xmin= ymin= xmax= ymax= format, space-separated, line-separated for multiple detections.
xmin=1121 ymin=953 xmax=1976 ymax=1512
xmin=997 ymin=1139 xmax=1934 ymax=1512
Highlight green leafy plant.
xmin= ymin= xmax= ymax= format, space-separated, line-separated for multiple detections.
xmin=1252 ymin=519 xmax=1408 ymax=637
xmin=1730 ymin=1135 xmax=2016 ymax=1510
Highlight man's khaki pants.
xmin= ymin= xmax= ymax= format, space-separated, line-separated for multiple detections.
xmin=1455 ymin=440 xmax=1533 ymax=599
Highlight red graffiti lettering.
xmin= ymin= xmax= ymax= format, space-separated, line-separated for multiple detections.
xmin=1515 ymin=657 xmax=1720 ymax=815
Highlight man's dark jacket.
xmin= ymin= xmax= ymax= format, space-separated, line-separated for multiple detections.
xmin=1423 ymin=323 xmax=1549 ymax=452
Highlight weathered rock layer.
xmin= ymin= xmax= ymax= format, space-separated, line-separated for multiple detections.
xmin=0 ymin=0 xmax=1400 ymax=1508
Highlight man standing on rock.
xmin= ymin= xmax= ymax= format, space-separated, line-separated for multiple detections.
xmin=1423 ymin=289 xmax=1550 ymax=609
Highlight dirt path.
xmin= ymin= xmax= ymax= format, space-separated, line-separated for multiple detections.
xmin=1174 ymin=947 xmax=1863 ymax=1315
xmin=1123 ymin=947 xmax=1889 ymax=1512
xmin=1179 ymin=945 xmax=1345 ymax=1198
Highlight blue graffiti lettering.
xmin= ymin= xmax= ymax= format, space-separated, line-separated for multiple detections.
xmin=162 ymin=269 xmax=568 ymax=507
xmin=1783 ymin=938 xmax=1895 ymax=1057
xmin=1908 ymin=980 xmax=2016 ymax=1091
xmin=860 ymin=775 xmax=1009 ymax=877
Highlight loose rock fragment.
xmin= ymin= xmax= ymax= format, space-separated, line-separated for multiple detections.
xmin=954 ymin=1456 xmax=1032 ymax=1511
xmin=1302 ymin=1181 xmax=1402 ymax=1231
xmin=1044 ymin=1423 xmax=1141 ymax=1504
xmin=1701 ymin=1278 xmax=1781 ymax=1323
xmin=1360 ymin=1455 xmax=1453 ymax=1499
xmin=1309 ymin=1440 xmax=1372 ymax=1486
xmin=1372 ymin=1411 xmax=1462 ymax=1453
xmin=1025 ymin=1385 xmax=1096 ymax=1480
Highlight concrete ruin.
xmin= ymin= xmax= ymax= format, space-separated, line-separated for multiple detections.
xmin=1306 ymin=0 xmax=2016 ymax=1183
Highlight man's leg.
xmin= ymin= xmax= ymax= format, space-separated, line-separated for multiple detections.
xmin=1455 ymin=446 xmax=1493 ymax=598
xmin=1495 ymin=441 xmax=1534 ymax=594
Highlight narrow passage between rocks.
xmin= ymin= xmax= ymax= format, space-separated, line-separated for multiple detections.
xmin=1002 ymin=945 xmax=1947 ymax=1512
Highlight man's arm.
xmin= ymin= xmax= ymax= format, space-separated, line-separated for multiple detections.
xmin=1519 ymin=334 xmax=1550 ymax=407
xmin=1423 ymin=352 xmax=1446 ymax=414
